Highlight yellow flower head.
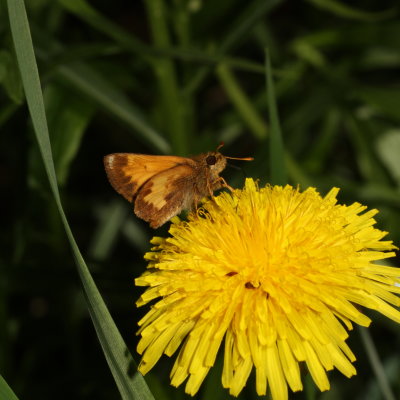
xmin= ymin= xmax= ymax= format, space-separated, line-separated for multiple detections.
xmin=135 ymin=178 xmax=399 ymax=400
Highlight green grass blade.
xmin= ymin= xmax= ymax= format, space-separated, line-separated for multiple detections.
xmin=45 ymin=84 xmax=94 ymax=186
xmin=58 ymin=0 xmax=265 ymax=75
xmin=345 ymin=115 xmax=389 ymax=184
xmin=265 ymin=49 xmax=287 ymax=185
xmin=7 ymin=1 xmax=154 ymax=399
xmin=31 ymin=18 xmax=171 ymax=154
xmin=358 ymin=327 xmax=396 ymax=400
xmin=305 ymin=0 xmax=395 ymax=21
xmin=0 ymin=375 xmax=19 ymax=400
xmin=89 ymin=200 xmax=130 ymax=261
xmin=216 ymin=63 xmax=267 ymax=140
xmin=144 ymin=0 xmax=187 ymax=154
xmin=56 ymin=62 xmax=171 ymax=154
xmin=58 ymin=0 xmax=148 ymax=52
xmin=185 ymin=0 xmax=284 ymax=95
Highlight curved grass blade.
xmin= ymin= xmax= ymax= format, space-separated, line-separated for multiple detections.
xmin=305 ymin=0 xmax=395 ymax=21
xmin=58 ymin=0 xmax=265 ymax=74
xmin=31 ymin=28 xmax=170 ymax=154
xmin=0 ymin=375 xmax=19 ymax=400
xmin=216 ymin=63 xmax=267 ymax=140
xmin=185 ymin=0 xmax=284 ymax=95
xmin=56 ymin=62 xmax=171 ymax=154
xmin=7 ymin=1 xmax=154 ymax=399
xmin=265 ymin=49 xmax=287 ymax=185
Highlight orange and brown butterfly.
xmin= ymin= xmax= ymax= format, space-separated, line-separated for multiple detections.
xmin=103 ymin=144 xmax=253 ymax=228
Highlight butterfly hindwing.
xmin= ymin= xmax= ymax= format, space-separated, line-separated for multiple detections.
xmin=134 ymin=164 xmax=197 ymax=228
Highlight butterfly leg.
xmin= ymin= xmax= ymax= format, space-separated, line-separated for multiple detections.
xmin=217 ymin=177 xmax=234 ymax=192
xmin=206 ymin=178 xmax=214 ymax=197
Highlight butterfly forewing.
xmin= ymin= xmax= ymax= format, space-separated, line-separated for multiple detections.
xmin=103 ymin=153 xmax=193 ymax=201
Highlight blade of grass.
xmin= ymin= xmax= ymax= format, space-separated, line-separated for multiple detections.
xmin=304 ymin=373 xmax=317 ymax=400
xmin=285 ymin=153 xmax=313 ymax=189
xmin=56 ymin=62 xmax=171 ymax=154
xmin=303 ymin=108 xmax=341 ymax=174
xmin=57 ymin=0 xmax=265 ymax=75
xmin=32 ymin=24 xmax=171 ymax=153
xmin=358 ymin=327 xmax=396 ymax=400
xmin=7 ymin=1 xmax=154 ymax=399
xmin=89 ymin=200 xmax=129 ymax=261
xmin=0 ymin=375 xmax=19 ymax=400
xmin=184 ymin=0 xmax=284 ymax=95
xmin=58 ymin=0 xmax=148 ymax=53
xmin=144 ymin=0 xmax=187 ymax=154
xmin=45 ymin=84 xmax=94 ymax=186
xmin=345 ymin=115 xmax=389 ymax=184
xmin=305 ymin=0 xmax=395 ymax=21
xmin=265 ymin=49 xmax=287 ymax=185
xmin=216 ymin=63 xmax=267 ymax=140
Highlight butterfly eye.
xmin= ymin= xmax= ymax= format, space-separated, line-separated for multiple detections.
xmin=206 ymin=155 xmax=217 ymax=165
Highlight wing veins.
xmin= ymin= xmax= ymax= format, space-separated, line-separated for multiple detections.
xmin=133 ymin=162 xmax=193 ymax=201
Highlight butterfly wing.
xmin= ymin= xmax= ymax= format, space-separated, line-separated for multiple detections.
xmin=104 ymin=153 xmax=194 ymax=202
xmin=134 ymin=164 xmax=197 ymax=228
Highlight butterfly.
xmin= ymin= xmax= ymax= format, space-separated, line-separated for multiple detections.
xmin=104 ymin=144 xmax=253 ymax=228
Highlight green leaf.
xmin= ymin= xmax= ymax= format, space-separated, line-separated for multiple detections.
xmin=0 ymin=375 xmax=19 ymax=400
xmin=265 ymin=49 xmax=287 ymax=185
xmin=6 ymin=0 xmax=154 ymax=399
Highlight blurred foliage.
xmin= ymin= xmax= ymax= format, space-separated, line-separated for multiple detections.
xmin=1 ymin=0 xmax=400 ymax=399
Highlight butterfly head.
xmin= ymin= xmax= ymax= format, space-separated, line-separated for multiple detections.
xmin=204 ymin=151 xmax=227 ymax=176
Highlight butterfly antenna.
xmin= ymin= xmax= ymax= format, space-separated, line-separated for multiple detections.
xmin=216 ymin=142 xmax=253 ymax=161
xmin=225 ymin=155 xmax=254 ymax=161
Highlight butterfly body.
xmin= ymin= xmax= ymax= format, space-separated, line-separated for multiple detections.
xmin=104 ymin=151 xmax=232 ymax=228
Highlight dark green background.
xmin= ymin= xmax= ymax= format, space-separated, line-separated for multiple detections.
xmin=1 ymin=0 xmax=400 ymax=399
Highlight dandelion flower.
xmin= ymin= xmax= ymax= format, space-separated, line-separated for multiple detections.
xmin=135 ymin=178 xmax=399 ymax=400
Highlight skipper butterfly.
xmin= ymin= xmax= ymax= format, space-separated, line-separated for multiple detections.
xmin=104 ymin=144 xmax=253 ymax=228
